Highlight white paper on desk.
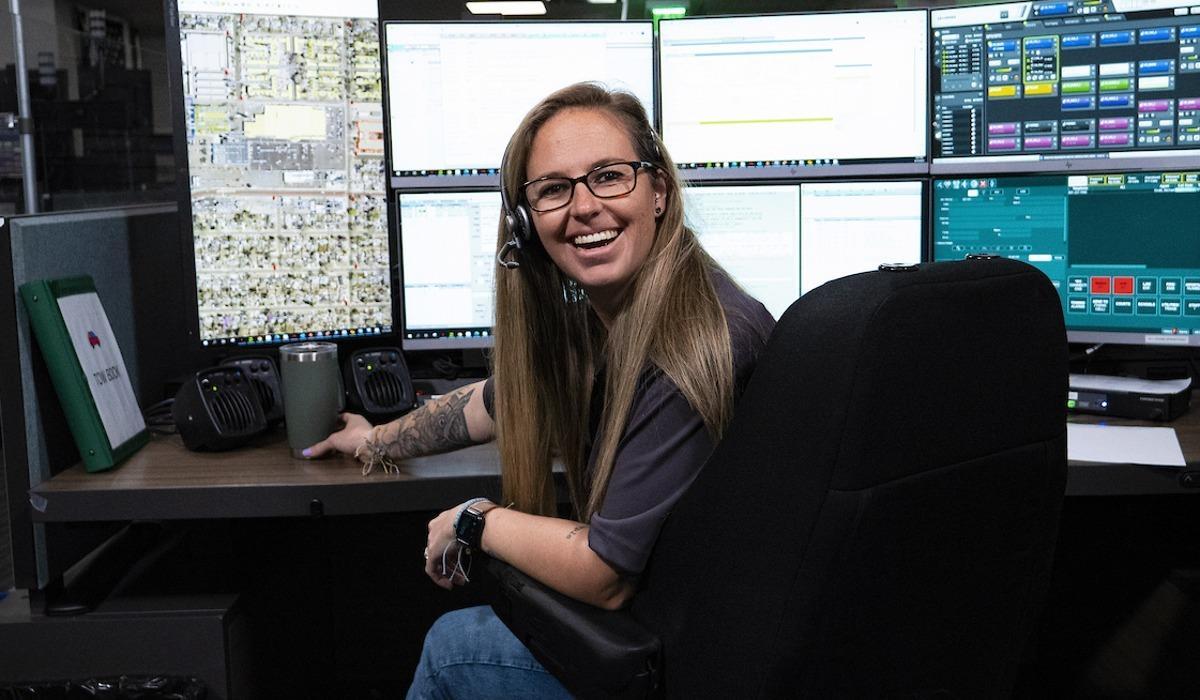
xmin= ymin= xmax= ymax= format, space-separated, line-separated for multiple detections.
xmin=1067 ymin=423 xmax=1186 ymax=467
xmin=1069 ymin=373 xmax=1191 ymax=395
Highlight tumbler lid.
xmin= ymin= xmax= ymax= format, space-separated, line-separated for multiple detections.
xmin=279 ymin=341 xmax=337 ymax=363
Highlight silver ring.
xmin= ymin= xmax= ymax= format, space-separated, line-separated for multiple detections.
xmin=423 ymin=546 xmax=429 ymax=560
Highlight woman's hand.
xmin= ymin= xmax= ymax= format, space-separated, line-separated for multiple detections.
xmin=425 ymin=504 xmax=473 ymax=590
xmin=302 ymin=412 xmax=372 ymax=458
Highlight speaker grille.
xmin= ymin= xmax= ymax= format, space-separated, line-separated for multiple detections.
xmin=346 ymin=347 xmax=412 ymax=418
xmin=219 ymin=356 xmax=283 ymax=424
xmin=210 ymin=388 xmax=258 ymax=434
xmin=365 ymin=370 xmax=404 ymax=409
xmin=249 ymin=377 xmax=276 ymax=414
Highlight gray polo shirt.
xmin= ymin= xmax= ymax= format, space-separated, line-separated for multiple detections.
xmin=485 ymin=273 xmax=775 ymax=575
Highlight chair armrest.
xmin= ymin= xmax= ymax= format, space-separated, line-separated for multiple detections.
xmin=488 ymin=559 xmax=661 ymax=700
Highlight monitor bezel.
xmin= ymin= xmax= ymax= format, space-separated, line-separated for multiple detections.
xmin=394 ymin=187 xmax=502 ymax=352
xmin=656 ymin=8 xmax=932 ymax=182
xmin=381 ymin=18 xmax=658 ymax=191
xmin=1066 ymin=328 xmax=1200 ymax=347
xmin=165 ymin=0 xmax=401 ymax=351
xmin=928 ymin=0 xmax=1200 ymax=175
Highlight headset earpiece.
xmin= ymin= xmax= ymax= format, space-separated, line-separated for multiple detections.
xmin=506 ymin=202 xmax=533 ymax=244
xmin=497 ymin=150 xmax=532 ymax=269
xmin=500 ymin=165 xmax=533 ymax=245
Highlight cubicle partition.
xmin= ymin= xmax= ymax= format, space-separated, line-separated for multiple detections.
xmin=0 ymin=204 xmax=196 ymax=590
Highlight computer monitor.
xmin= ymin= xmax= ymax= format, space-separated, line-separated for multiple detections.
xmin=397 ymin=190 xmax=502 ymax=351
xmin=799 ymin=180 xmax=925 ymax=295
xmin=684 ymin=180 xmax=924 ymax=318
xmin=658 ymin=10 xmax=929 ymax=182
xmin=685 ymin=184 xmax=801 ymax=319
xmin=167 ymin=0 xmax=395 ymax=348
xmin=383 ymin=21 xmax=655 ymax=189
xmin=931 ymin=0 xmax=1200 ymax=174
xmin=932 ymin=171 xmax=1200 ymax=346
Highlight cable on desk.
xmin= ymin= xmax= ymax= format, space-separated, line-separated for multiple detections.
xmin=143 ymin=397 xmax=177 ymax=434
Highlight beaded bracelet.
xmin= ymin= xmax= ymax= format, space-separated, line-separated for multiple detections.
xmin=354 ymin=425 xmax=401 ymax=476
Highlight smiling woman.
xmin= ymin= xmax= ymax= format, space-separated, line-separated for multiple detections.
xmin=491 ymin=83 xmax=767 ymax=526
xmin=523 ymin=112 xmax=665 ymax=323
xmin=308 ymin=82 xmax=776 ymax=699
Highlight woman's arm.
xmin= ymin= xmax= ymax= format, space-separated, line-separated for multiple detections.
xmin=425 ymin=503 xmax=635 ymax=610
xmin=305 ymin=379 xmax=495 ymax=460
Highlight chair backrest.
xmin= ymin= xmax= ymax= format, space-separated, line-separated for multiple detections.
xmin=631 ymin=258 xmax=1068 ymax=699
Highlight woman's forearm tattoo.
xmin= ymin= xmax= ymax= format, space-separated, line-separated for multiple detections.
xmin=382 ymin=388 xmax=476 ymax=460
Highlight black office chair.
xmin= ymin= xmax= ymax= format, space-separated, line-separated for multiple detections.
xmin=491 ymin=257 xmax=1069 ymax=699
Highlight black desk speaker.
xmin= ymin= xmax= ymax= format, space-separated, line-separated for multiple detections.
xmin=344 ymin=347 xmax=415 ymax=420
xmin=221 ymin=355 xmax=284 ymax=425
xmin=173 ymin=366 xmax=268 ymax=451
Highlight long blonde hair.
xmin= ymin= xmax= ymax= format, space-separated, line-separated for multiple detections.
xmin=494 ymin=82 xmax=735 ymax=520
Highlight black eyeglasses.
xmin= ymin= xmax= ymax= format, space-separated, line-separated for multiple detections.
xmin=522 ymin=161 xmax=656 ymax=213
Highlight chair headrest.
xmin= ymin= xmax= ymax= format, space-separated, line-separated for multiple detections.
xmin=740 ymin=257 xmax=1067 ymax=490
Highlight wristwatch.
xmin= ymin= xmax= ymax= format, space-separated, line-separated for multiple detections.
xmin=455 ymin=501 xmax=495 ymax=551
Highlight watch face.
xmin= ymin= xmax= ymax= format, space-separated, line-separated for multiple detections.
xmin=456 ymin=508 xmax=485 ymax=549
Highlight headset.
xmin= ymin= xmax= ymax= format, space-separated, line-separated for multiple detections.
xmin=496 ymin=148 xmax=532 ymax=270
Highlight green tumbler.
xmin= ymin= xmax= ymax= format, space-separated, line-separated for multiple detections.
xmin=279 ymin=342 xmax=344 ymax=458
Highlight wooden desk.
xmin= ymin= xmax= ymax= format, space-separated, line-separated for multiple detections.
xmin=1066 ymin=397 xmax=1200 ymax=496
xmin=30 ymin=431 xmax=503 ymax=523
xmin=30 ymin=403 xmax=1200 ymax=523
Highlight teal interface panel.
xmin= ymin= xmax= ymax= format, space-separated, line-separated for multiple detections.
xmin=933 ymin=171 xmax=1200 ymax=345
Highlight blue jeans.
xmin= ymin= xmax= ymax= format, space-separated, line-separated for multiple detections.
xmin=406 ymin=605 xmax=574 ymax=699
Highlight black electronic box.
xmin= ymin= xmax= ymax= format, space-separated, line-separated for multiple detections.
xmin=1068 ymin=375 xmax=1192 ymax=422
